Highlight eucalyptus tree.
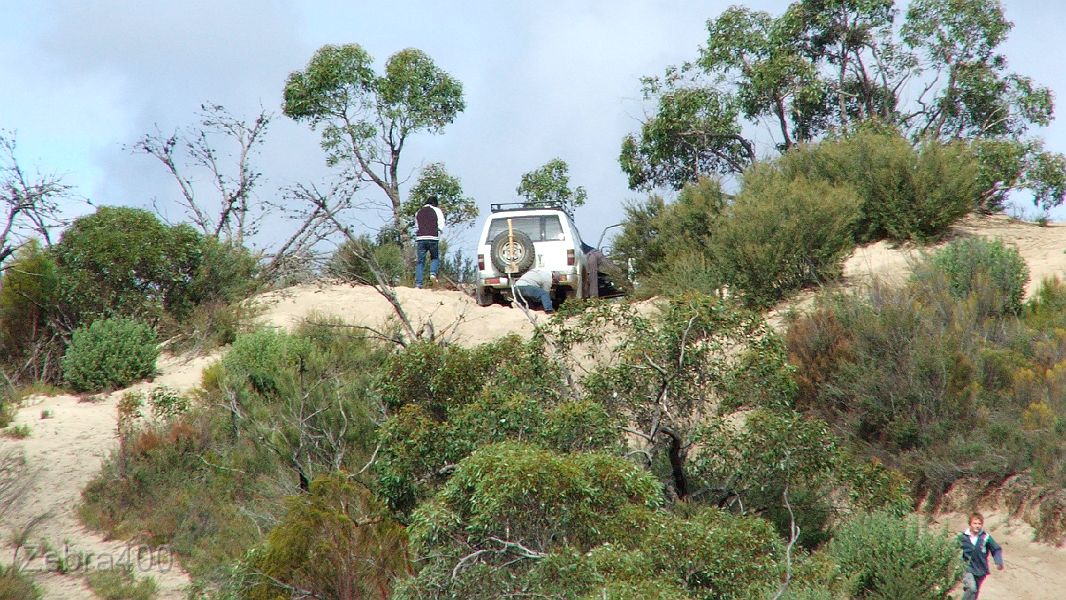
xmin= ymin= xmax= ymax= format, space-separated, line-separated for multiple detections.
xmin=622 ymin=0 xmax=1064 ymax=209
xmin=283 ymin=44 xmax=466 ymax=235
xmin=516 ymin=158 xmax=588 ymax=215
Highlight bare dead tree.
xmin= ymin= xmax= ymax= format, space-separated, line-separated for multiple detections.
xmin=132 ymin=104 xmax=269 ymax=247
xmin=0 ymin=132 xmax=75 ymax=270
xmin=284 ymin=182 xmax=428 ymax=345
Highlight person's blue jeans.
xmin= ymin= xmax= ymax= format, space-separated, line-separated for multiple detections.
xmin=962 ymin=572 xmax=986 ymax=600
xmin=515 ymin=285 xmax=553 ymax=311
xmin=415 ymin=239 xmax=439 ymax=287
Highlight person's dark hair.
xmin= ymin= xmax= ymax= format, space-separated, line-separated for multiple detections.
xmin=426 ymin=195 xmax=439 ymax=207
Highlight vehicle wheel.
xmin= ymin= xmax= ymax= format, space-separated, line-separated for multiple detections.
xmin=475 ymin=286 xmax=493 ymax=307
xmin=490 ymin=230 xmax=536 ymax=275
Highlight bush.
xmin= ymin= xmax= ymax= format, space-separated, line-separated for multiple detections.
xmin=0 ymin=241 xmax=63 ymax=383
xmin=61 ymin=317 xmax=158 ymax=392
xmin=245 ymin=473 xmax=408 ymax=600
xmin=328 ymin=235 xmax=406 ymax=285
xmin=829 ymin=510 xmax=960 ymax=600
xmin=612 ymin=178 xmax=725 ymax=294
xmin=0 ymin=565 xmax=40 ymax=600
xmin=780 ymin=127 xmax=979 ymax=242
xmin=925 ymin=236 xmax=1029 ymax=315
xmin=52 ymin=206 xmax=203 ymax=325
xmin=711 ymin=167 xmax=859 ymax=308
xmin=1024 ymin=276 xmax=1066 ymax=330
xmin=85 ymin=567 xmax=158 ymax=600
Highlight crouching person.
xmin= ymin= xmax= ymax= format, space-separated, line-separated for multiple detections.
xmin=513 ymin=267 xmax=556 ymax=314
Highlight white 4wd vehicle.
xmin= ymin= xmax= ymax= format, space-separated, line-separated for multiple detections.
xmin=475 ymin=203 xmax=593 ymax=306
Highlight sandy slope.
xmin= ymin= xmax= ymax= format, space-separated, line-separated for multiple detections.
xmin=0 ymin=353 xmax=214 ymax=599
xmin=253 ymin=281 xmax=539 ymax=346
xmin=932 ymin=511 xmax=1066 ymax=600
xmin=2 ymin=213 xmax=1066 ymax=599
xmin=841 ymin=213 xmax=1066 ymax=295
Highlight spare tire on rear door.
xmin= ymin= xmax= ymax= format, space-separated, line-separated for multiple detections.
xmin=490 ymin=230 xmax=535 ymax=275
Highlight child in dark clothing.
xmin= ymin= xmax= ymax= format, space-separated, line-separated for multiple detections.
xmin=958 ymin=512 xmax=1004 ymax=600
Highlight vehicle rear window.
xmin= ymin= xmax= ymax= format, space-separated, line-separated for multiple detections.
xmin=485 ymin=215 xmax=564 ymax=242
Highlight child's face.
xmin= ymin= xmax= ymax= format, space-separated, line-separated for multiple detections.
xmin=970 ymin=517 xmax=983 ymax=532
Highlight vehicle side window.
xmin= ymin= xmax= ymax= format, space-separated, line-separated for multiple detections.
xmin=485 ymin=215 xmax=565 ymax=242
xmin=545 ymin=216 xmax=564 ymax=240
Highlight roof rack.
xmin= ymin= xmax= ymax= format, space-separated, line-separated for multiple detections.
xmin=490 ymin=201 xmax=569 ymax=214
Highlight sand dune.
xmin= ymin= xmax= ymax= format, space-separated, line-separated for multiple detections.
xmin=4 ymin=212 xmax=1066 ymax=598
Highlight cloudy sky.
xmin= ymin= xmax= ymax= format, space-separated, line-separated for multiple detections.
xmin=2 ymin=0 xmax=1064 ymax=255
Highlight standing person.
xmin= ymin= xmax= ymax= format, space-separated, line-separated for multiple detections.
xmin=414 ymin=196 xmax=444 ymax=288
xmin=958 ymin=512 xmax=1004 ymax=600
xmin=513 ymin=267 xmax=556 ymax=314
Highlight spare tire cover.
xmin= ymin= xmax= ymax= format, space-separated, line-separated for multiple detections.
xmin=490 ymin=230 xmax=536 ymax=274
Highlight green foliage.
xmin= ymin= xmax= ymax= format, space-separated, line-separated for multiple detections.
xmin=612 ymin=178 xmax=727 ymax=295
xmin=180 ymin=237 xmax=260 ymax=311
xmin=80 ymin=405 xmax=264 ymax=580
xmin=691 ymin=410 xmax=908 ymax=548
xmin=0 ymin=241 xmax=60 ymax=373
xmin=53 ymin=206 xmax=203 ymax=324
xmin=246 ymin=473 xmax=408 ymax=600
xmin=829 ymin=511 xmax=961 ymax=600
xmin=400 ymin=444 xmax=782 ymax=600
xmin=785 ymin=245 xmax=1066 ymax=510
xmin=283 ymin=43 xmax=465 ymax=229
xmin=779 ymin=128 xmax=979 ymax=242
xmin=328 ymin=234 xmax=406 ymax=285
xmin=711 ymin=166 xmax=859 ymax=307
xmin=515 ymin=158 xmax=588 ymax=214
xmin=212 ymin=324 xmax=383 ymax=489
xmin=402 ymin=162 xmax=479 ymax=229
xmin=85 ymin=567 xmax=158 ymax=600
xmin=0 ymin=564 xmax=40 ymax=600
xmin=3 ymin=424 xmax=30 ymax=439
xmin=2 ymin=213 xmax=256 ymax=381
xmin=372 ymin=336 xmax=615 ymax=514
xmin=623 ymin=0 xmax=1065 ymax=208
xmin=83 ymin=323 xmax=388 ymax=585
xmin=620 ymin=83 xmax=750 ymax=190
xmin=422 ymin=443 xmax=661 ymax=552
xmin=1024 ymin=277 xmax=1066 ymax=330
xmin=925 ymin=236 xmax=1029 ymax=315
xmin=61 ymin=317 xmax=158 ymax=392
xmin=611 ymin=195 xmax=667 ymax=281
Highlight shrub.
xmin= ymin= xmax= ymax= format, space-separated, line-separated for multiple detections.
xmin=0 ymin=564 xmax=40 ymax=600
xmin=328 ymin=235 xmax=406 ymax=285
xmin=215 ymin=328 xmax=312 ymax=399
xmin=612 ymin=178 xmax=726 ymax=294
xmin=52 ymin=206 xmax=203 ymax=325
xmin=829 ymin=510 xmax=960 ymax=600
xmin=780 ymin=127 xmax=979 ymax=242
xmin=1024 ymin=276 xmax=1066 ymax=330
xmin=0 ymin=241 xmax=63 ymax=382
xmin=612 ymin=195 xmax=668 ymax=281
xmin=85 ymin=567 xmax=158 ymax=600
xmin=643 ymin=250 xmax=722 ymax=298
xmin=690 ymin=410 xmax=908 ymax=549
xmin=925 ymin=236 xmax=1029 ymax=315
xmin=711 ymin=167 xmax=859 ymax=308
xmin=246 ymin=473 xmax=408 ymax=600
xmin=181 ymin=237 xmax=259 ymax=308
xmin=61 ymin=317 xmax=158 ymax=392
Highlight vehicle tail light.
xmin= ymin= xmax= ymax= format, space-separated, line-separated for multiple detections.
xmin=478 ymin=253 xmax=485 ymax=270
xmin=567 ymin=249 xmax=575 ymax=266
xmin=485 ymin=277 xmax=501 ymax=285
